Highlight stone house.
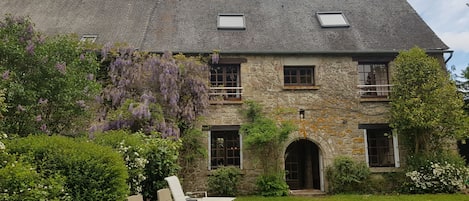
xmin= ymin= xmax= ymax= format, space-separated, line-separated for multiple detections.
xmin=0 ymin=0 xmax=451 ymax=194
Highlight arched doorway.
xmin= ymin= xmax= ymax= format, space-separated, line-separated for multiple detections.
xmin=284 ymin=139 xmax=321 ymax=190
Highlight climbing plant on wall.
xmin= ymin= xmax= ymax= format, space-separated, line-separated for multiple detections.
xmin=240 ymin=100 xmax=296 ymax=196
xmin=96 ymin=46 xmax=210 ymax=138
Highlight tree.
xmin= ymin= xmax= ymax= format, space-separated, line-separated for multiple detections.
xmin=0 ymin=15 xmax=101 ymax=136
xmin=453 ymin=63 xmax=469 ymax=112
xmin=390 ymin=47 xmax=469 ymax=155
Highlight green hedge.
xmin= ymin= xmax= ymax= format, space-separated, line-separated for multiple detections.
xmin=5 ymin=135 xmax=129 ymax=201
xmin=0 ymin=159 xmax=70 ymax=201
xmin=208 ymin=166 xmax=241 ymax=196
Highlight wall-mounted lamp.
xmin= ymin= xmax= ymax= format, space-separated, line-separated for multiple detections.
xmin=299 ymin=109 xmax=305 ymax=119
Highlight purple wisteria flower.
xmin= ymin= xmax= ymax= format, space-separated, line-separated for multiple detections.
xmin=76 ymin=100 xmax=86 ymax=108
xmin=40 ymin=124 xmax=48 ymax=132
xmin=37 ymin=35 xmax=45 ymax=44
xmin=55 ymin=62 xmax=66 ymax=74
xmin=101 ymin=42 xmax=112 ymax=61
xmin=26 ymin=41 xmax=35 ymax=55
xmin=17 ymin=105 xmax=25 ymax=112
xmin=87 ymin=74 xmax=94 ymax=81
xmin=211 ymin=52 xmax=220 ymax=64
xmin=36 ymin=115 xmax=42 ymax=122
xmin=2 ymin=70 xmax=9 ymax=80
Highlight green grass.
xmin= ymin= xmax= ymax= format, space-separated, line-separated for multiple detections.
xmin=234 ymin=194 xmax=469 ymax=201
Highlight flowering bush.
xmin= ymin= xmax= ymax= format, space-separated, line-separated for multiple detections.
xmin=93 ymin=130 xmax=181 ymax=200
xmin=405 ymin=161 xmax=469 ymax=193
xmin=93 ymin=130 xmax=148 ymax=195
xmin=0 ymin=15 xmax=101 ymax=136
xmin=117 ymin=139 xmax=148 ymax=194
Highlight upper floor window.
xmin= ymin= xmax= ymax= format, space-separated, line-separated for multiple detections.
xmin=209 ymin=127 xmax=241 ymax=169
xmin=210 ymin=64 xmax=242 ymax=101
xmin=284 ymin=66 xmax=315 ymax=86
xmin=316 ymin=12 xmax=349 ymax=28
xmin=358 ymin=63 xmax=390 ymax=98
xmin=218 ymin=14 xmax=245 ymax=30
xmin=361 ymin=124 xmax=400 ymax=168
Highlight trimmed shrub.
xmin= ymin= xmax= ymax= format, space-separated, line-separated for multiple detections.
xmin=0 ymin=160 xmax=70 ymax=201
xmin=326 ymin=156 xmax=370 ymax=194
xmin=5 ymin=135 xmax=128 ymax=201
xmin=207 ymin=166 xmax=241 ymax=196
xmin=256 ymin=173 xmax=289 ymax=197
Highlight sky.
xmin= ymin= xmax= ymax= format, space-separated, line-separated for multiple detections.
xmin=407 ymin=0 xmax=469 ymax=76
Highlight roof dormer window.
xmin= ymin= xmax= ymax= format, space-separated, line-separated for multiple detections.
xmin=316 ymin=12 xmax=349 ymax=28
xmin=80 ymin=34 xmax=98 ymax=43
xmin=218 ymin=14 xmax=245 ymax=30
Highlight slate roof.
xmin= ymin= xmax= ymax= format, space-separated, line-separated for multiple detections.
xmin=0 ymin=0 xmax=449 ymax=54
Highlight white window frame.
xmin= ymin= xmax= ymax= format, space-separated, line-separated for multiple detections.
xmin=316 ymin=11 xmax=350 ymax=28
xmin=80 ymin=34 xmax=98 ymax=43
xmin=218 ymin=13 xmax=246 ymax=30
xmin=208 ymin=129 xmax=243 ymax=170
xmin=364 ymin=129 xmax=400 ymax=168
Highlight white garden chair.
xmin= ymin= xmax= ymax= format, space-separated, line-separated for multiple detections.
xmin=164 ymin=176 xmax=235 ymax=201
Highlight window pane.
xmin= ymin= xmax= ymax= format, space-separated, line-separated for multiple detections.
xmin=367 ymin=128 xmax=395 ymax=167
xmin=218 ymin=15 xmax=245 ymax=29
xmin=210 ymin=130 xmax=241 ymax=169
xmin=358 ymin=63 xmax=389 ymax=97
xmin=317 ymin=12 xmax=349 ymax=27
xmin=209 ymin=64 xmax=241 ymax=100
xmin=284 ymin=66 xmax=314 ymax=86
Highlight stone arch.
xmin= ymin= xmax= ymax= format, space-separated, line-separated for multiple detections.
xmin=283 ymin=136 xmax=327 ymax=191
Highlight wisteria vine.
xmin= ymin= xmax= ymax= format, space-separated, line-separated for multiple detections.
xmin=98 ymin=45 xmax=209 ymax=138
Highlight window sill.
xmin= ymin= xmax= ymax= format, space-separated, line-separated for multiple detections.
xmin=369 ymin=167 xmax=402 ymax=173
xmin=209 ymin=100 xmax=244 ymax=105
xmin=283 ymin=85 xmax=320 ymax=90
xmin=360 ymin=97 xmax=390 ymax=102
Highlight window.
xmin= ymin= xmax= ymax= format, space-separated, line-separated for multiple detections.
xmin=316 ymin=12 xmax=349 ymax=28
xmin=80 ymin=34 xmax=98 ymax=43
xmin=210 ymin=64 xmax=242 ymax=100
xmin=361 ymin=124 xmax=400 ymax=168
xmin=284 ymin=66 xmax=315 ymax=86
xmin=358 ymin=63 xmax=390 ymax=97
xmin=218 ymin=14 xmax=245 ymax=30
xmin=209 ymin=128 xmax=241 ymax=169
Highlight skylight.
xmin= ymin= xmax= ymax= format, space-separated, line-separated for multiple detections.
xmin=316 ymin=12 xmax=349 ymax=28
xmin=80 ymin=34 xmax=98 ymax=43
xmin=218 ymin=14 xmax=245 ymax=30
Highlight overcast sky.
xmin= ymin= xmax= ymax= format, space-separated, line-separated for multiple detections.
xmin=407 ymin=0 xmax=469 ymax=75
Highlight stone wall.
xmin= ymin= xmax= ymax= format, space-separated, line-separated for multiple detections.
xmin=182 ymin=54 xmax=400 ymax=194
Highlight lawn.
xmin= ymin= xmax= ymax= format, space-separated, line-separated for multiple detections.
xmin=234 ymin=194 xmax=469 ymax=201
